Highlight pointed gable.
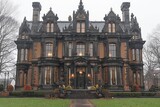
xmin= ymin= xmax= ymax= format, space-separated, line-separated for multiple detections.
xmin=130 ymin=13 xmax=141 ymax=33
xmin=102 ymin=8 xmax=123 ymax=33
xmin=42 ymin=8 xmax=58 ymax=22
xmin=41 ymin=8 xmax=60 ymax=33
xmin=19 ymin=17 xmax=31 ymax=34
xmin=73 ymin=0 xmax=89 ymax=33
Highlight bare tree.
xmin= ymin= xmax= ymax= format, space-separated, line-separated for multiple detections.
xmin=144 ymin=24 xmax=160 ymax=89
xmin=0 ymin=0 xmax=18 ymax=75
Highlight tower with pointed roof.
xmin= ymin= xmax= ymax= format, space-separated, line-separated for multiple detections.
xmin=15 ymin=1 xmax=145 ymax=92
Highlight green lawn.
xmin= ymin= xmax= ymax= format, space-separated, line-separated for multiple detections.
xmin=0 ymin=98 xmax=70 ymax=107
xmin=92 ymin=98 xmax=160 ymax=107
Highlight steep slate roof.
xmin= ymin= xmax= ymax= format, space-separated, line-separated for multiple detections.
xmin=22 ymin=20 xmax=127 ymax=33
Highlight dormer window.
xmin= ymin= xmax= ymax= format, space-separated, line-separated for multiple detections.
xmin=76 ymin=22 xmax=85 ymax=33
xmin=21 ymin=32 xmax=28 ymax=39
xmin=47 ymin=23 xmax=54 ymax=32
xmin=108 ymin=23 xmax=115 ymax=33
xmin=132 ymin=32 xmax=140 ymax=40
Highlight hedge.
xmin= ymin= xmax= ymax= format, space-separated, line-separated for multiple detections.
xmin=109 ymin=92 xmax=156 ymax=97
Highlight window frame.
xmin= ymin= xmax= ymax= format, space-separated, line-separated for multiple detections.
xmin=76 ymin=21 xmax=85 ymax=33
xmin=45 ymin=43 xmax=53 ymax=57
xmin=109 ymin=44 xmax=116 ymax=57
xmin=76 ymin=43 xmax=85 ymax=56
xmin=108 ymin=22 xmax=116 ymax=33
xmin=89 ymin=43 xmax=93 ymax=56
xmin=46 ymin=22 xmax=54 ymax=32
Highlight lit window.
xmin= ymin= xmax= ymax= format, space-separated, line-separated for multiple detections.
xmin=76 ymin=22 xmax=85 ymax=33
xmin=77 ymin=43 xmax=85 ymax=56
xmin=109 ymin=44 xmax=116 ymax=57
xmin=45 ymin=67 xmax=52 ymax=85
xmin=46 ymin=23 xmax=54 ymax=32
xmin=89 ymin=43 xmax=93 ymax=56
xmin=45 ymin=43 xmax=53 ymax=57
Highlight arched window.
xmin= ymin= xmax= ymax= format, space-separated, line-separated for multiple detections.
xmin=45 ymin=43 xmax=53 ymax=57
xmin=76 ymin=43 xmax=85 ymax=56
xmin=46 ymin=22 xmax=54 ymax=32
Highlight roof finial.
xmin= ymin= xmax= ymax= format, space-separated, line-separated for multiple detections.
xmin=110 ymin=8 xmax=113 ymax=11
xmin=50 ymin=7 xmax=52 ymax=10
xmin=79 ymin=0 xmax=84 ymax=10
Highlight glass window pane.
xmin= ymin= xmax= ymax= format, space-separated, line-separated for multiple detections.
xmin=25 ymin=49 xmax=28 ymax=61
xmin=77 ymin=43 xmax=85 ymax=56
xmin=46 ymin=43 xmax=53 ymax=57
xmin=47 ymin=23 xmax=50 ymax=32
xmin=45 ymin=67 xmax=52 ymax=85
xmin=110 ymin=67 xmax=117 ymax=85
xmin=69 ymin=43 xmax=72 ymax=56
xmin=77 ymin=22 xmax=80 ymax=33
xmin=20 ymin=49 xmax=24 ymax=61
xmin=136 ymin=49 xmax=140 ymax=62
xmin=89 ymin=43 xmax=93 ymax=56
xmin=109 ymin=44 xmax=116 ymax=57
xmin=132 ymin=49 xmax=135 ymax=60
xmin=81 ymin=22 xmax=85 ymax=33
xmin=108 ymin=23 xmax=111 ymax=33
xmin=112 ymin=23 xmax=115 ymax=33
xmin=51 ymin=23 xmax=54 ymax=32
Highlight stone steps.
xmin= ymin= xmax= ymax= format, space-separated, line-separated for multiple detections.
xmin=65 ymin=89 xmax=97 ymax=99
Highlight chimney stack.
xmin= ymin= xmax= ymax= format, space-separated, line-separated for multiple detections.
xmin=32 ymin=2 xmax=41 ymax=22
xmin=121 ymin=2 xmax=130 ymax=23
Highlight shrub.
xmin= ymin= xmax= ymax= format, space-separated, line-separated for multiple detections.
xmin=10 ymin=91 xmax=22 ymax=97
xmin=22 ymin=91 xmax=34 ymax=97
xmin=0 ymin=84 xmax=4 ymax=92
xmin=65 ymin=85 xmax=72 ymax=90
xmin=24 ymin=85 xmax=32 ymax=91
xmin=90 ymin=86 xmax=96 ymax=90
xmin=7 ymin=85 xmax=14 ymax=92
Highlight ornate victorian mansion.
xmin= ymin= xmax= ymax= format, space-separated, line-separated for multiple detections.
xmin=15 ymin=1 xmax=145 ymax=91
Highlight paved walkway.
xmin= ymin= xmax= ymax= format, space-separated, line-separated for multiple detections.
xmin=70 ymin=99 xmax=95 ymax=107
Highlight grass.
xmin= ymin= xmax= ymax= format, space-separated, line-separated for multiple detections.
xmin=0 ymin=98 xmax=70 ymax=107
xmin=92 ymin=98 xmax=160 ymax=107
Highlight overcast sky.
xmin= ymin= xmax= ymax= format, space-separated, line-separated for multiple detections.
xmin=10 ymin=0 xmax=160 ymax=40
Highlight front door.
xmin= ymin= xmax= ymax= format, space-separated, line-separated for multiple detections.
xmin=76 ymin=67 xmax=86 ymax=89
